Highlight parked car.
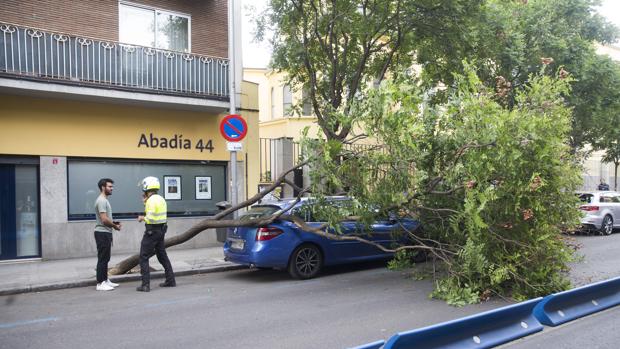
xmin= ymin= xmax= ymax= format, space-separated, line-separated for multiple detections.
xmin=578 ymin=191 xmax=620 ymax=235
xmin=223 ymin=197 xmax=421 ymax=279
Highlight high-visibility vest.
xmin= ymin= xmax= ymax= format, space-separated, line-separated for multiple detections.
xmin=144 ymin=194 xmax=167 ymax=224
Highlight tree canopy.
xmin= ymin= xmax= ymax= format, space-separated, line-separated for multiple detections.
xmin=303 ymin=66 xmax=582 ymax=304
xmin=262 ymin=0 xmax=620 ymax=149
xmin=259 ymin=0 xmax=484 ymax=141
xmin=418 ymin=0 xmax=620 ymax=149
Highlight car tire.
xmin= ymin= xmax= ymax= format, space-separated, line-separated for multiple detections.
xmin=601 ymin=215 xmax=614 ymax=236
xmin=288 ymin=244 xmax=323 ymax=280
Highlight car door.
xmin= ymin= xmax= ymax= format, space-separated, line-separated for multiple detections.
xmin=368 ymin=218 xmax=399 ymax=255
xmin=599 ymin=194 xmax=616 ymax=224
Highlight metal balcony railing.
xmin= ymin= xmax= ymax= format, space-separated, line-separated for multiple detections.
xmin=0 ymin=22 xmax=229 ymax=98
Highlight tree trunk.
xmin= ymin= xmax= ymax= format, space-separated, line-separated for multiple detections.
xmin=108 ymin=161 xmax=309 ymax=275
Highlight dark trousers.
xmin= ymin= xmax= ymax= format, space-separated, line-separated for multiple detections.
xmin=94 ymin=231 xmax=113 ymax=283
xmin=139 ymin=227 xmax=175 ymax=286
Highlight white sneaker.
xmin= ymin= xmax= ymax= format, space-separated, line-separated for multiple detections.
xmin=105 ymin=279 xmax=119 ymax=288
xmin=96 ymin=282 xmax=114 ymax=291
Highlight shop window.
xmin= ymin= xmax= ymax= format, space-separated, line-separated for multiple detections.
xmin=68 ymin=159 xmax=225 ymax=220
xmin=119 ymin=2 xmax=191 ymax=52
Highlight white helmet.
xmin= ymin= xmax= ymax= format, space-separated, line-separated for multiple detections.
xmin=141 ymin=176 xmax=160 ymax=192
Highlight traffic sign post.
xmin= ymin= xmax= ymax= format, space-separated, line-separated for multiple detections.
xmin=220 ymin=114 xmax=247 ymax=217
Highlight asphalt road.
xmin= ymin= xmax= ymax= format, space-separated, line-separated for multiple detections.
xmin=501 ymin=305 xmax=620 ymax=349
xmin=568 ymin=232 xmax=620 ymax=286
xmin=1 ymin=233 xmax=618 ymax=349
xmin=0 ymin=261 xmax=507 ymax=349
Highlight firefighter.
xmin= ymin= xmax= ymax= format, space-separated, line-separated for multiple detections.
xmin=136 ymin=176 xmax=176 ymax=292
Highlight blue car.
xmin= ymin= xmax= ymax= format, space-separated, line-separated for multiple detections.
xmin=223 ymin=197 xmax=421 ymax=279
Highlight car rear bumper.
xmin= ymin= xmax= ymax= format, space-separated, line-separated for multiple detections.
xmin=223 ymin=241 xmax=290 ymax=269
xmin=580 ymin=215 xmax=603 ymax=229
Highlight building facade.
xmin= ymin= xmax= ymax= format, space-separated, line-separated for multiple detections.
xmin=0 ymin=0 xmax=259 ymax=261
xmin=243 ymin=68 xmax=317 ymax=197
xmin=581 ymin=43 xmax=620 ymax=191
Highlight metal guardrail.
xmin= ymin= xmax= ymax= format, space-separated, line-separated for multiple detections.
xmin=0 ymin=22 xmax=229 ymax=98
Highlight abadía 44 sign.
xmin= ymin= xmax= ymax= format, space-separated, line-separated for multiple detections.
xmin=137 ymin=133 xmax=214 ymax=153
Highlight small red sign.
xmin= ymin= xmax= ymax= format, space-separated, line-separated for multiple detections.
xmin=220 ymin=114 xmax=248 ymax=142
xmin=52 ymin=158 xmax=58 ymax=165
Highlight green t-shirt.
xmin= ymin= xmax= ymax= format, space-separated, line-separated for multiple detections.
xmin=94 ymin=195 xmax=113 ymax=233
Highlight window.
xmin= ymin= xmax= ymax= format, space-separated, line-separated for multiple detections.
xmin=240 ymin=205 xmax=281 ymax=222
xmin=68 ymin=159 xmax=226 ymax=220
xmin=119 ymin=2 xmax=190 ymax=52
xmin=579 ymin=194 xmax=593 ymax=203
xmin=302 ymin=86 xmax=313 ymax=116
xmin=270 ymin=87 xmax=277 ymax=119
xmin=283 ymin=84 xmax=293 ymax=117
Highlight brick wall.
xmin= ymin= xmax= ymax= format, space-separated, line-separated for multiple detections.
xmin=0 ymin=0 xmax=227 ymax=57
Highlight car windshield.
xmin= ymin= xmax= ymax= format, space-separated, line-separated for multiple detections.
xmin=579 ymin=194 xmax=594 ymax=204
xmin=239 ymin=205 xmax=281 ymax=222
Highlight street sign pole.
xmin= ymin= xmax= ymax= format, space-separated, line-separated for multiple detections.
xmin=228 ymin=0 xmax=238 ymax=217
xmin=220 ymin=114 xmax=248 ymax=220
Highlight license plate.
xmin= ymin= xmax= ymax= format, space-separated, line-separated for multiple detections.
xmin=230 ymin=238 xmax=244 ymax=250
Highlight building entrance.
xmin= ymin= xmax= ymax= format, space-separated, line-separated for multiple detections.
xmin=0 ymin=164 xmax=41 ymax=260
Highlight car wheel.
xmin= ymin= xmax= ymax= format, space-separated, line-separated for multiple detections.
xmin=601 ymin=215 xmax=613 ymax=236
xmin=288 ymin=244 xmax=323 ymax=280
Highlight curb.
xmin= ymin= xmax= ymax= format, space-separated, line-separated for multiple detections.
xmin=0 ymin=264 xmax=247 ymax=296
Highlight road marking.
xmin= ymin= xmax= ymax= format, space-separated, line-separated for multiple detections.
xmin=0 ymin=317 xmax=59 ymax=329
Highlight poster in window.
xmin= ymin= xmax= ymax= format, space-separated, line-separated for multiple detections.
xmin=164 ymin=176 xmax=181 ymax=200
xmin=195 ymin=176 xmax=212 ymax=200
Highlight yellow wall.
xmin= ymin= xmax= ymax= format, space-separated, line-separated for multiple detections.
xmin=0 ymin=84 xmax=260 ymax=200
xmin=259 ymin=117 xmax=321 ymax=141
xmin=0 ymin=95 xmax=241 ymax=161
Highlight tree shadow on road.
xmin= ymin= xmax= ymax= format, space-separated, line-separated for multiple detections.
xmin=223 ymin=259 xmax=394 ymax=284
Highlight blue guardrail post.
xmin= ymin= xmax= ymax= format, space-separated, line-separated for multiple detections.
xmin=533 ymin=276 xmax=620 ymax=326
xmin=382 ymin=298 xmax=543 ymax=349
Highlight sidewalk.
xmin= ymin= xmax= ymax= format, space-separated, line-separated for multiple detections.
xmin=0 ymin=246 xmax=245 ymax=296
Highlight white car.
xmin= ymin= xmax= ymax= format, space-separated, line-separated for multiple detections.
xmin=579 ymin=191 xmax=620 ymax=235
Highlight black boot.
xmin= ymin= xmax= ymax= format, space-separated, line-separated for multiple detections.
xmin=136 ymin=285 xmax=150 ymax=292
xmin=159 ymin=281 xmax=176 ymax=287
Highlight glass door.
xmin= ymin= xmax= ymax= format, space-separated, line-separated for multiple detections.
xmin=0 ymin=164 xmax=41 ymax=260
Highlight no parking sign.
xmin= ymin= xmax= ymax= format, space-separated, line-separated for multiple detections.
xmin=220 ymin=114 xmax=248 ymax=143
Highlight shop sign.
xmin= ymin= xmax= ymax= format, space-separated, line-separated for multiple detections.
xmin=138 ymin=133 xmax=214 ymax=153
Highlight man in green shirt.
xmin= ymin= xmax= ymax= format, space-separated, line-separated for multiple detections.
xmin=94 ymin=178 xmax=122 ymax=291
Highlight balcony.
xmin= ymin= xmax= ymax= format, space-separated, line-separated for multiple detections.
xmin=0 ymin=22 xmax=230 ymax=108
